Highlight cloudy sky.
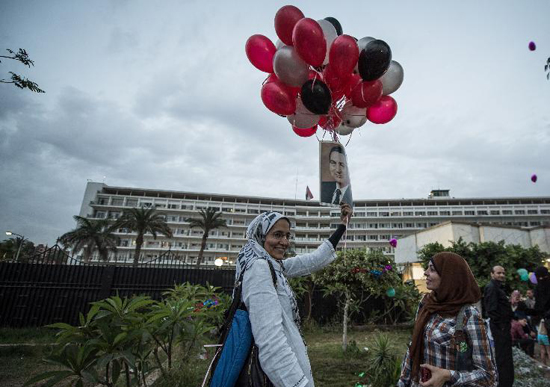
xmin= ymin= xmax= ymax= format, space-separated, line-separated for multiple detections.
xmin=1 ymin=0 xmax=549 ymax=245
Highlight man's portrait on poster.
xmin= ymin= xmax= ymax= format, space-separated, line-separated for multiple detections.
xmin=320 ymin=142 xmax=353 ymax=206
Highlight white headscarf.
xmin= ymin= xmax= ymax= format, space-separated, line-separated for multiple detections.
xmin=235 ymin=211 xmax=301 ymax=328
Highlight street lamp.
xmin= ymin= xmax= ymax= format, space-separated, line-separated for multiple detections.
xmin=5 ymin=231 xmax=26 ymax=262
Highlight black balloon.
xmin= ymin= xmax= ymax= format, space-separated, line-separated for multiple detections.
xmin=301 ymin=79 xmax=332 ymax=115
xmin=358 ymin=39 xmax=392 ymax=81
xmin=324 ymin=17 xmax=343 ymax=35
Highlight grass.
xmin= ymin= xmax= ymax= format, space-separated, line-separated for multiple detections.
xmin=0 ymin=325 xmax=412 ymax=387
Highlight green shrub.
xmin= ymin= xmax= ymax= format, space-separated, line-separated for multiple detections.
xmin=24 ymin=283 xmax=227 ymax=387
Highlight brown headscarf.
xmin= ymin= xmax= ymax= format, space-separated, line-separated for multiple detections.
xmin=409 ymin=252 xmax=481 ymax=381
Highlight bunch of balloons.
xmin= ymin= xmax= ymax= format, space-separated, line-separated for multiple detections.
xmin=245 ymin=5 xmax=404 ymax=139
xmin=517 ymin=268 xmax=529 ymax=282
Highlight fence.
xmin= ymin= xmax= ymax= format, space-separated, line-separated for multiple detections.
xmin=0 ymin=244 xmax=236 ymax=327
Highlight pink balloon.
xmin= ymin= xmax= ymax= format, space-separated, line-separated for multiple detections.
xmin=329 ymin=35 xmax=359 ymax=78
xmin=292 ymin=18 xmax=326 ymax=67
xmin=261 ymin=81 xmax=296 ymax=116
xmin=367 ymin=95 xmax=398 ymax=124
xmin=292 ymin=125 xmax=317 ymax=137
xmin=351 ymin=80 xmax=383 ymax=108
xmin=245 ymin=34 xmax=276 ymax=73
xmin=274 ymin=5 xmax=304 ymax=46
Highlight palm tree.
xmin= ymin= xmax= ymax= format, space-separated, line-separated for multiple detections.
xmin=59 ymin=216 xmax=119 ymax=262
xmin=185 ymin=207 xmax=227 ymax=266
xmin=115 ymin=207 xmax=173 ymax=266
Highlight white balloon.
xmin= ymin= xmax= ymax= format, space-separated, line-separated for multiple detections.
xmin=357 ymin=36 xmax=376 ymax=52
xmin=340 ymin=100 xmax=367 ymax=128
xmin=335 ymin=123 xmax=354 ymax=136
xmin=380 ymin=60 xmax=404 ymax=95
xmin=287 ymin=97 xmax=321 ymax=128
xmin=317 ymin=19 xmax=338 ymax=66
xmin=273 ymin=46 xmax=309 ymax=87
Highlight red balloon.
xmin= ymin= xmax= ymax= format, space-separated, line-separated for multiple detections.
xmin=292 ymin=18 xmax=326 ymax=67
xmin=351 ymin=80 xmax=383 ymax=108
xmin=274 ymin=5 xmax=304 ymax=46
xmin=329 ymin=35 xmax=359 ymax=78
xmin=367 ymin=95 xmax=398 ymax=124
xmin=292 ymin=125 xmax=317 ymax=137
xmin=344 ymin=74 xmax=362 ymax=97
xmin=265 ymin=73 xmax=278 ymax=84
xmin=323 ymin=64 xmax=349 ymax=95
xmin=245 ymin=35 xmax=277 ymax=73
xmin=261 ymin=81 xmax=296 ymax=116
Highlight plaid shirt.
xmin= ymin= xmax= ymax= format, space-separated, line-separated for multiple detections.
xmin=397 ymin=304 xmax=497 ymax=387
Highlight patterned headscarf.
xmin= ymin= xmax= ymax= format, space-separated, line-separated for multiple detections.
xmin=235 ymin=212 xmax=301 ymax=328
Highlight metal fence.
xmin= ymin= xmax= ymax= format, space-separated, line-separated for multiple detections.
xmin=0 ymin=244 xmax=236 ymax=327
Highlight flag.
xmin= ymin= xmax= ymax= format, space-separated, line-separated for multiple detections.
xmin=305 ymin=186 xmax=314 ymax=201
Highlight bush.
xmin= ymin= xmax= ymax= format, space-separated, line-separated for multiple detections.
xmin=24 ymin=283 xmax=227 ymax=387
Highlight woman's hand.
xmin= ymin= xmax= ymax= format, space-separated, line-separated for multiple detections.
xmin=340 ymin=203 xmax=352 ymax=224
xmin=419 ymin=364 xmax=451 ymax=387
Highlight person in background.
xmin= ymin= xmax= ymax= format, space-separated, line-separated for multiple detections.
xmin=510 ymin=290 xmax=527 ymax=314
xmin=537 ymin=318 xmax=550 ymax=365
xmin=397 ymin=252 xmax=497 ymax=387
xmin=483 ymin=265 xmax=514 ymax=387
xmin=510 ymin=312 xmax=535 ymax=357
xmin=524 ymin=289 xmax=535 ymax=310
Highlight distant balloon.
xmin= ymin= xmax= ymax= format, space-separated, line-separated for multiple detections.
xmin=386 ymin=288 xmax=396 ymax=297
xmin=528 ymin=41 xmax=536 ymax=51
xmin=529 ymin=272 xmax=538 ymax=284
xmin=389 ymin=238 xmax=397 ymax=248
xmin=531 ymin=174 xmax=537 ymax=183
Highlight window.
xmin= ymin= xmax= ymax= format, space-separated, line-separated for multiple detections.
xmin=391 ymin=212 xmax=401 ymax=217
xmin=502 ymin=210 xmax=513 ymax=215
xmin=405 ymin=223 xmax=414 ymax=228
xmin=392 ymin=223 xmax=403 ymax=229
xmin=379 ymin=223 xmax=389 ymax=228
xmin=440 ymin=211 xmax=450 ymax=216
xmin=403 ymin=211 xmax=413 ymax=216
xmin=368 ymin=235 xmax=378 ymax=240
xmin=452 ymin=211 xmax=463 ymax=216
xmin=416 ymin=223 xmax=427 ymax=228
xmin=515 ymin=210 xmax=525 ymax=215
xmin=465 ymin=210 xmax=475 ymax=215
xmin=415 ymin=212 xmax=426 ymax=216
xmin=379 ymin=234 xmax=390 ymax=240
xmin=541 ymin=209 xmax=550 ymax=214
xmin=429 ymin=222 xmax=438 ymax=227
xmin=527 ymin=210 xmax=538 ymax=215
xmin=95 ymin=211 xmax=106 ymax=219
xmin=490 ymin=210 xmax=500 ymax=215
xmin=477 ymin=210 xmax=488 ymax=215
xmin=97 ymin=197 xmax=108 ymax=205
xmin=127 ymin=199 xmax=138 ymax=207
xmin=367 ymin=223 xmax=378 ymax=229
xmin=112 ymin=199 xmax=124 ymax=206
xmin=380 ymin=212 xmax=389 ymax=217
xmin=427 ymin=211 xmax=438 ymax=216
xmin=367 ymin=212 xmax=377 ymax=217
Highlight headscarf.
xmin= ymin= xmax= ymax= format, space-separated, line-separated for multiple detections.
xmin=235 ymin=212 xmax=301 ymax=327
xmin=409 ymin=252 xmax=481 ymax=381
xmin=534 ymin=266 xmax=550 ymax=315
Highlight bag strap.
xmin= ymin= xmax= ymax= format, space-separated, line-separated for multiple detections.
xmin=455 ymin=305 xmax=469 ymax=332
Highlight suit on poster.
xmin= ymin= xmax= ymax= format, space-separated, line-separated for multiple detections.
xmin=319 ymin=142 xmax=353 ymax=206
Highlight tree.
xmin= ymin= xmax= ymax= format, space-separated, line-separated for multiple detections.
xmin=0 ymin=48 xmax=44 ymax=93
xmin=185 ymin=207 xmax=227 ymax=266
xmin=417 ymin=238 xmax=547 ymax=293
xmin=59 ymin=216 xmax=119 ymax=262
xmin=115 ymin=207 xmax=173 ymax=266
xmin=314 ymin=249 xmax=416 ymax=351
xmin=0 ymin=237 xmax=35 ymax=262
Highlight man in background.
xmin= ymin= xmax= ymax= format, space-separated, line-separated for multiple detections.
xmin=484 ymin=265 xmax=514 ymax=387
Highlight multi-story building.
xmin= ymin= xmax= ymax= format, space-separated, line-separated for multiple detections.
xmin=78 ymin=182 xmax=550 ymax=265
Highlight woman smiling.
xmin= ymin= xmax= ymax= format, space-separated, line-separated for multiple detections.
xmin=235 ymin=204 xmax=352 ymax=387
xmin=397 ymin=252 xmax=497 ymax=387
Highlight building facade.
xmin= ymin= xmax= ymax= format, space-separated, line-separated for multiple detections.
xmin=78 ymin=182 xmax=550 ymax=265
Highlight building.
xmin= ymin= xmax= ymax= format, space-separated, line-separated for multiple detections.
xmin=78 ymin=182 xmax=550 ymax=265
xmin=395 ymin=221 xmax=550 ymax=292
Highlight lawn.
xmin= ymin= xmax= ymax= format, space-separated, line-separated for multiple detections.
xmin=0 ymin=325 xmax=411 ymax=387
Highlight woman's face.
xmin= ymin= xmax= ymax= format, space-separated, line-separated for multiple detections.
xmin=264 ymin=219 xmax=291 ymax=260
xmin=424 ymin=261 xmax=441 ymax=291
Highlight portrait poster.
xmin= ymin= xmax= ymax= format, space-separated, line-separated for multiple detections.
xmin=319 ymin=141 xmax=354 ymax=207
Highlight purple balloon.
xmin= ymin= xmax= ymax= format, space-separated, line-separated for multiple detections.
xmin=528 ymin=41 xmax=536 ymax=51
xmin=529 ymin=272 xmax=537 ymax=284
xmin=531 ymin=174 xmax=537 ymax=183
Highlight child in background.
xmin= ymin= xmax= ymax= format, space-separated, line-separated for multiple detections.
xmin=538 ymin=319 xmax=550 ymax=365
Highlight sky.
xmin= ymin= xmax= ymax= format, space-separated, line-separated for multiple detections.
xmin=1 ymin=0 xmax=549 ymax=245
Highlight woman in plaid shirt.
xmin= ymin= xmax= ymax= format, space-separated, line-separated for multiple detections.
xmin=397 ymin=252 xmax=497 ymax=387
